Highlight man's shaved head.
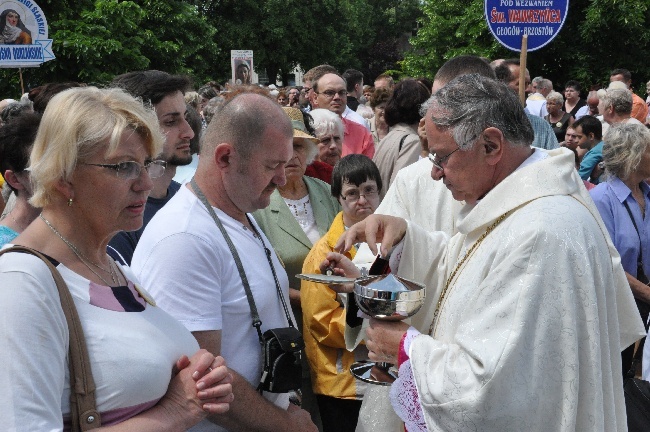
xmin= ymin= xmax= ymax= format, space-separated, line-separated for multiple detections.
xmin=203 ymin=93 xmax=292 ymax=158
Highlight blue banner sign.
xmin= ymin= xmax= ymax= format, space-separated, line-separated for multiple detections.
xmin=0 ymin=0 xmax=55 ymax=68
xmin=484 ymin=0 xmax=569 ymax=52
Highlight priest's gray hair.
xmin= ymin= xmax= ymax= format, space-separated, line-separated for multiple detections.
xmin=427 ymin=74 xmax=534 ymax=150
xmin=602 ymin=122 xmax=650 ymax=181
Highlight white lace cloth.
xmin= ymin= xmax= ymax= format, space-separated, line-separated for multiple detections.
xmin=390 ymin=326 xmax=427 ymax=432
xmin=283 ymin=195 xmax=320 ymax=244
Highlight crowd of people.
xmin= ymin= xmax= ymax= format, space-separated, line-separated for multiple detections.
xmin=1 ymin=56 xmax=650 ymax=432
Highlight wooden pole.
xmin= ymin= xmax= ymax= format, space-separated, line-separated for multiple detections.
xmin=519 ymin=34 xmax=528 ymax=106
xmin=19 ymin=68 xmax=24 ymax=95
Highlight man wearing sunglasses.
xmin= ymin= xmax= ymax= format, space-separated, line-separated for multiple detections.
xmin=108 ymin=70 xmax=195 ymax=264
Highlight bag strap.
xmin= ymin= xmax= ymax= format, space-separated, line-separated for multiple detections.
xmin=622 ymin=198 xmax=649 ymax=284
xmin=0 ymin=245 xmax=101 ymax=430
xmin=189 ymin=179 xmax=295 ymax=330
xmin=397 ymin=134 xmax=409 ymax=152
xmin=621 ymin=197 xmax=650 ymax=377
xmin=189 ymin=179 xmax=265 ymax=345
xmin=623 ymin=198 xmax=644 ymax=261
xmin=245 ymin=213 xmax=296 ymax=330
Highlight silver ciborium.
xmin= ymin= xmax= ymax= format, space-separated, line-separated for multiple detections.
xmin=350 ymin=274 xmax=425 ymax=386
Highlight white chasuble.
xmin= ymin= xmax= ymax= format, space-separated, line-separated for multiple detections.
xmin=399 ymin=148 xmax=644 ymax=431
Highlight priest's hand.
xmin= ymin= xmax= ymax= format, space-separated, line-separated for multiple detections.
xmin=335 ymin=214 xmax=407 ymax=258
xmin=365 ymin=318 xmax=410 ymax=364
xmin=319 ymin=252 xmax=359 ymax=293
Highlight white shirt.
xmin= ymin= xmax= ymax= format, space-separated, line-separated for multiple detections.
xmin=132 ymin=186 xmax=294 ymax=430
xmin=343 ymin=105 xmax=370 ymax=130
xmin=172 ymin=154 xmax=199 ymax=184
xmin=0 ymin=249 xmax=205 ymax=430
xmin=525 ymin=93 xmax=548 ymax=117
xmin=575 ymin=105 xmax=590 ymax=119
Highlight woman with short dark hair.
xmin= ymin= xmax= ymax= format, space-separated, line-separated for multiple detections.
xmin=301 ymin=154 xmax=382 ymax=432
xmin=277 ymin=89 xmax=289 ymax=106
xmin=563 ymin=80 xmax=586 ymax=118
xmin=372 ymin=79 xmax=431 ymax=200
xmin=198 ymin=85 xmax=218 ymax=116
xmin=0 ymin=112 xmax=41 ymax=247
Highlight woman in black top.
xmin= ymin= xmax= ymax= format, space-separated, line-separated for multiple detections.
xmin=545 ymin=91 xmax=574 ymax=143
xmin=563 ymin=80 xmax=586 ymax=118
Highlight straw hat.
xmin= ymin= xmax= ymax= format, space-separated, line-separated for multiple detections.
xmin=282 ymin=106 xmax=318 ymax=142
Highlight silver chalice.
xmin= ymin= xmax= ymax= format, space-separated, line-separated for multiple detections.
xmin=350 ymin=274 xmax=425 ymax=386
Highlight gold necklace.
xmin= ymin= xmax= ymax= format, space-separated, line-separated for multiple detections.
xmin=429 ymin=211 xmax=509 ymax=336
xmin=39 ymin=214 xmax=119 ymax=286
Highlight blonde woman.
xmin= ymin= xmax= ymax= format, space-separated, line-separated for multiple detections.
xmin=0 ymin=87 xmax=233 ymax=430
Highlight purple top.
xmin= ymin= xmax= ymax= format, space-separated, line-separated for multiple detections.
xmin=590 ymin=177 xmax=650 ymax=278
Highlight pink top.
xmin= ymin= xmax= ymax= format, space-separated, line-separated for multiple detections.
xmin=342 ymin=117 xmax=375 ymax=159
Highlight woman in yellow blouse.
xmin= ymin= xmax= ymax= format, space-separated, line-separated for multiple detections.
xmin=301 ymin=154 xmax=382 ymax=432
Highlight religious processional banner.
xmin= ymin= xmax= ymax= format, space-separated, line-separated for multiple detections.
xmin=0 ymin=0 xmax=54 ymax=68
xmin=485 ymin=0 xmax=569 ymax=51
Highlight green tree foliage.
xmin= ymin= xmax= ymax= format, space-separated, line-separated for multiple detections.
xmin=197 ymin=0 xmax=421 ymax=85
xmin=402 ymin=0 xmax=650 ymax=95
xmin=0 ymin=0 xmax=423 ymax=97
xmin=0 ymin=0 xmax=218 ymax=97
xmin=402 ymin=0 xmax=500 ymax=78
xmin=196 ymin=0 xmax=373 ymax=84
xmin=136 ymin=0 xmax=219 ymax=80
xmin=358 ymin=0 xmax=423 ymax=81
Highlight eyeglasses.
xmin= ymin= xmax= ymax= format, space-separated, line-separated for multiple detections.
xmin=302 ymin=87 xmax=312 ymax=93
xmin=340 ymin=186 xmax=379 ymax=202
xmin=428 ymin=147 xmax=460 ymax=171
xmin=316 ymin=90 xmax=347 ymax=99
xmin=83 ymin=160 xmax=166 ymax=180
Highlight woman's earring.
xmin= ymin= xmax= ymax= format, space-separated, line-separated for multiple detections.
xmin=68 ymin=198 xmax=73 ymax=207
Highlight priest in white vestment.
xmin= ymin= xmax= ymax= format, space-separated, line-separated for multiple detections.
xmin=326 ymin=74 xmax=645 ymax=431
xmin=350 ymin=55 xmax=492 ymax=432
